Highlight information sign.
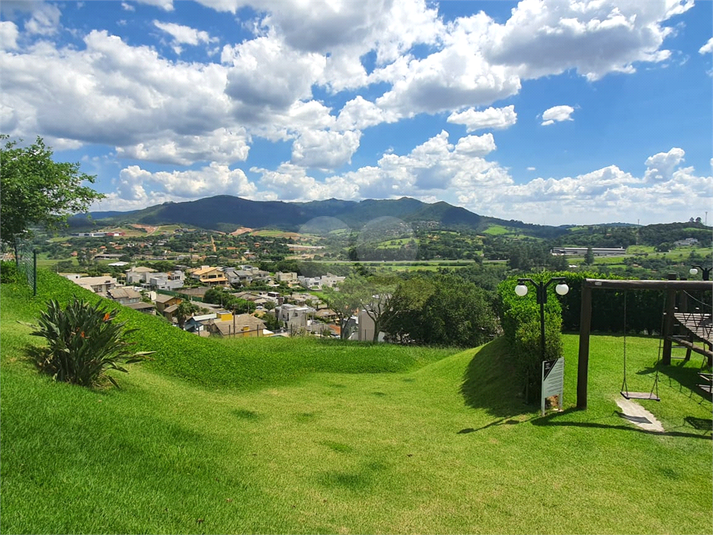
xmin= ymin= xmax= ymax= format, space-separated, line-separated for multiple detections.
xmin=541 ymin=358 xmax=564 ymax=416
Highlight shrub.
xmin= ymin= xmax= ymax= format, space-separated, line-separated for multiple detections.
xmin=30 ymin=298 xmax=150 ymax=387
xmin=0 ymin=260 xmax=22 ymax=284
xmin=497 ymin=273 xmax=566 ymax=402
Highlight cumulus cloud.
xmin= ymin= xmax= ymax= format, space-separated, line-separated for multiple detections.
xmin=223 ymin=35 xmax=326 ymax=112
xmin=115 ymin=162 xmax=256 ymax=203
xmin=0 ymin=21 xmax=19 ymax=49
xmin=115 ymin=128 xmax=251 ymax=166
xmin=644 ymin=147 xmax=686 ymax=182
xmin=457 ymin=147 xmax=712 ymax=225
xmin=541 ymin=105 xmax=575 ymax=126
xmin=291 ymin=129 xmax=362 ymax=170
xmin=23 ymin=1 xmax=61 ymax=35
xmin=447 ymin=105 xmax=517 ymax=132
xmin=699 ymin=37 xmax=713 ymax=55
xmin=154 ymin=21 xmax=218 ymax=54
xmin=483 ymin=0 xmax=693 ymax=81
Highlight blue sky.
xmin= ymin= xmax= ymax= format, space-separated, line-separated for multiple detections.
xmin=1 ymin=0 xmax=711 ymax=226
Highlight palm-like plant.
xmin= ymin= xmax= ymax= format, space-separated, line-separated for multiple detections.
xmin=30 ymin=298 xmax=151 ymax=387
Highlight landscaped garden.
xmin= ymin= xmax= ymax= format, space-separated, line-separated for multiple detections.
xmin=1 ymin=271 xmax=711 ymax=534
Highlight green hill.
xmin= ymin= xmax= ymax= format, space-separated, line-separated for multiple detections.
xmin=1 ymin=270 xmax=711 ymax=534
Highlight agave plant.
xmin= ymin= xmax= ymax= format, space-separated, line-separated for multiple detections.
xmin=30 ymin=298 xmax=151 ymax=387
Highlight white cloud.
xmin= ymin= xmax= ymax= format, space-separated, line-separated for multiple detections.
xmin=291 ymin=129 xmax=362 ymax=170
xmin=121 ymin=3 xmax=135 ymax=12
xmin=483 ymin=0 xmax=694 ymax=81
xmin=115 ymin=162 xmax=257 ymax=204
xmin=0 ymin=21 xmax=19 ymax=49
xmin=699 ymin=37 xmax=713 ymax=55
xmin=22 ymin=1 xmax=61 ymax=36
xmin=541 ymin=105 xmax=575 ymax=126
xmin=0 ymin=30 xmax=237 ymax=162
xmin=447 ymin=105 xmax=517 ymax=132
xmin=454 ymin=133 xmax=496 ymax=156
xmin=135 ymin=0 xmax=174 ymax=11
xmin=115 ymin=128 xmax=251 ymax=166
xmin=153 ymin=21 xmax=218 ymax=53
xmin=223 ymin=35 xmax=326 ymax=112
xmin=644 ymin=147 xmax=686 ymax=182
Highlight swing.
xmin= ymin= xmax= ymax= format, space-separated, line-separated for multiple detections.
xmin=620 ymin=290 xmax=661 ymax=401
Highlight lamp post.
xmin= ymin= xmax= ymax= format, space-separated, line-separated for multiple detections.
xmin=689 ymin=265 xmax=711 ymax=281
xmin=515 ymin=277 xmax=570 ymax=362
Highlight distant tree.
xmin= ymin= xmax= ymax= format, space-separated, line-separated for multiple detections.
xmin=175 ymin=300 xmax=202 ymax=329
xmin=584 ymin=247 xmax=595 ymax=265
xmin=321 ymin=284 xmax=360 ymax=340
xmin=339 ymin=274 xmax=397 ymax=342
xmin=0 ymin=136 xmax=104 ymax=249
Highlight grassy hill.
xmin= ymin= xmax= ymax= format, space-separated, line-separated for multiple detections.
xmin=1 ymin=271 xmax=711 ymax=534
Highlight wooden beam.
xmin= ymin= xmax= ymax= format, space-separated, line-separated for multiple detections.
xmin=577 ymin=282 xmax=593 ymax=410
xmin=583 ymin=279 xmax=713 ymax=291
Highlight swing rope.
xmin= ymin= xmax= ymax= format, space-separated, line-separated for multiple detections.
xmin=620 ymin=289 xmax=661 ymax=401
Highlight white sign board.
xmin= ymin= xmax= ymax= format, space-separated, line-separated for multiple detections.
xmin=541 ymin=358 xmax=564 ymax=416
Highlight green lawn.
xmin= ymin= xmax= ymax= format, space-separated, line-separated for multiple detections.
xmin=1 ymin=272 xmax=711 ymax=534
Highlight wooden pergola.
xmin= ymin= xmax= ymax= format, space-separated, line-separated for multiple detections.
xmin=576 ymin=278 xmax=713 ymax=409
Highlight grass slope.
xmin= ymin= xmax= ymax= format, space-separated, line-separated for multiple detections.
xmin=1 ymin=271 xmax=711 ymax=534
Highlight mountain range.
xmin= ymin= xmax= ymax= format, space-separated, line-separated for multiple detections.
xmin=75 ymin=196 xmax=567 ymax=237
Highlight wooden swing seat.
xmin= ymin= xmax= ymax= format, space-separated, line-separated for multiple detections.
xmin=621 ymin=391 xmax=660 ymax=401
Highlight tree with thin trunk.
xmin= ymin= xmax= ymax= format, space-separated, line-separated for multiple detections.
xmin=1 ymin=136 xmax=104 ymax=249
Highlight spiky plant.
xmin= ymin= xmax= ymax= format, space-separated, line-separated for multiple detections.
xmin=30 ymin=298 xmax=151 ymax=387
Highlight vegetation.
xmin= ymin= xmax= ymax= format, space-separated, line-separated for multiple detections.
xmin=0 ymin=136 xmax=104 ymax=248
xmin=1 ymin=271 xmax=711 ymax=534
xmin=498 ymin=273 xmax=567 ymax=402
xmin=382 ymin=275 xmax=499 ymax=347
xmin=28 ymin=297 xmax=149 ymax=388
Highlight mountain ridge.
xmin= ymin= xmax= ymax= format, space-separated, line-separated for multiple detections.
xmin=72 ymin=195 xmax=567 ymax=237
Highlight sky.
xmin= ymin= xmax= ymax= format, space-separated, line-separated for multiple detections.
xmin=1 ymin=0 xmax=712 ymax=227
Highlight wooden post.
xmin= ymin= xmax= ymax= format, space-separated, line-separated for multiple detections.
xmin=577 ymin=281 xmax=593 ymax=410
xmin=662 ymin=290 xmax=677 ymax=366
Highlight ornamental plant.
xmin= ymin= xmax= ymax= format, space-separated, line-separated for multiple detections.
xmin=30 ymin=298 xmax=150 ymax=387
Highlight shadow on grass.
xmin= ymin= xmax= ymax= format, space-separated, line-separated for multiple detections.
xmin=643 ymin=360 xmax=713 ymax=404
xmin=460 ymin=337 xmax=527 ymax=419
xmin=457 ymin=416 xmax=536 ymax=434
xmin=531 ymin=408 xmax=712 ymax=440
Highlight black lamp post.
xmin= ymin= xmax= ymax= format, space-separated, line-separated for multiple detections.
xmin=689 ymin=265 xmax=711 ymax=281
xmin=515 ymin=277 xmax=570 ymax=362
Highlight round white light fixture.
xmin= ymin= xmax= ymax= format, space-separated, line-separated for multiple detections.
xmin=515 ymin=284 xmax=528 ymax=297
xmin=690 ymin=268 xmax=699 ymax=276
xmin=555 ymin=283 xmax=569 ymax=296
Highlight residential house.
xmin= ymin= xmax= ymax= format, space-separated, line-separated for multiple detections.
xmin=72 ymin=276 xmax=117 ymax=296
xmin=207 ymin=314 xmax=266 ymax=338
xmin=184 ymin=313 xmax=218 ymax=335
xmin=549 ymin=247 xmax=626 ymax=257
xmin=191 ymin=266 xmax=228 ymax=287
xmin=224 ymin=267 xmax=255 ymax=286
xmin=107 ymin=287 xmax=142 ymax=305
xmin=125 ymin=266 xmax=157 ymax=285
xmin=148 ymin=270 xmax=185 ymax=291
xmin=674 ymin=238 xmax=699 ymax=247
xmin=275 ymin=271 xmax=298 ymax=284
xmin=274 ymin=303 xmax=315 ymax=333
xmin=154 ymin=294 xmax=183 ymax=315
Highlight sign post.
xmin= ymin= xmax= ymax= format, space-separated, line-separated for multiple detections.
xmin=541 ymin=358 xmax=564 ymax=416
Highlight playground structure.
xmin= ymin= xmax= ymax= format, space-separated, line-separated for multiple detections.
xmin=576 ymin=277 xmax=713 ymax=410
